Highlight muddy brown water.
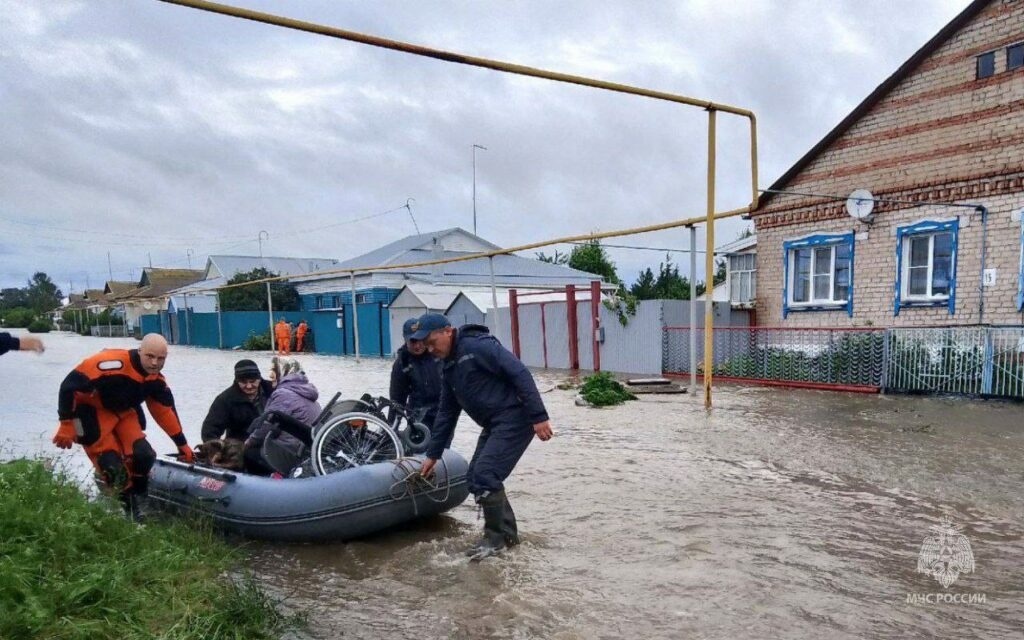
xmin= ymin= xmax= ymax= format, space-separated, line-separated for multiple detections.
xmin=2 ymin=332 xmax=1021 ymax=639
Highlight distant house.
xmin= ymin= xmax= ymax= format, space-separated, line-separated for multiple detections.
xmin=167 ymin=254 xmax=340 ymax=313
xmin=113 ymin=268 xmax=205 ymax=334
xmin=292 ymin=227 xmax=607 ymax=356
xmin=752 ymin=0 xmax=1024 ymax=326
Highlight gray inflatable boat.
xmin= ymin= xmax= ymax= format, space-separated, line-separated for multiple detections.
xmin=147 ymin=449 xmax=469 ymax=542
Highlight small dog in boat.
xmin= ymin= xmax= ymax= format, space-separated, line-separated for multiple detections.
xmin=194 ymin=438 xmax=245 ymax=471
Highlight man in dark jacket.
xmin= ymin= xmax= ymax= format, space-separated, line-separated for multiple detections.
xmin=201 ymin=359 xmax=273 ymax=442
xmin=414 ymin=313 xmax=553 ymax=560
xmin=0 ymin=332 xmax=44 ymax=355
xmin=389 ymin=318 xmax=443 ymax=438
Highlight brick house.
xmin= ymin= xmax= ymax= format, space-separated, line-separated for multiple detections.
xmin=752 ymin=0 xmax=1024 ymax=327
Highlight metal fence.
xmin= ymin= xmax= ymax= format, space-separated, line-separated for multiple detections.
xmin=663 ymin=325 xmax=1024 ymax=399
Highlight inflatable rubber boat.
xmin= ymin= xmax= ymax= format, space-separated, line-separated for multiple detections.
xmin=147 ymin=449 xmax=469 ymax=542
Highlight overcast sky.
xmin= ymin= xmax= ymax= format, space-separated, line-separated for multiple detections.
xmin=0 ymin=0 xmax=969 ymax=293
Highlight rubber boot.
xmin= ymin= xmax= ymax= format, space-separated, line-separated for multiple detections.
xmin=120 ymin=492 xmax=144 ymax=524
xmin=502 ymin=495 xmax=520 ymax=547
xmin=466 ymin=490 xmax=508 ymax=561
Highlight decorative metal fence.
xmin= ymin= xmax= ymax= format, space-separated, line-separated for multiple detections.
xmin=663 ymin=325 xmax=1024 ymax=399
xmin=663 ymin=327 xmax=886 ymax=391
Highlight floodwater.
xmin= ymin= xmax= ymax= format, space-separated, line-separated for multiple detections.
xmin=2 ymin=331 xmax=1022 ymax=639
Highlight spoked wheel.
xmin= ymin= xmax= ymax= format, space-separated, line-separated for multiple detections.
xmin=310 ymin=412 xmax=404 ymax=476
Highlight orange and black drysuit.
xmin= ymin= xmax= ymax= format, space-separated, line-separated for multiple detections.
xmin=295 ymin=321 xmax=309 ymax=352
xmin=54 ymin=348 xmax=190 ymax=502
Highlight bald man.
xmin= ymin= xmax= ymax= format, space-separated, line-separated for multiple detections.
xmin=53 ymin=334 xmax=193 ymax=521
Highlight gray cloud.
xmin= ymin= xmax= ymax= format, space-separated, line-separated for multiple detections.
xmin=0 ymin=0 xmax=967 ymax=291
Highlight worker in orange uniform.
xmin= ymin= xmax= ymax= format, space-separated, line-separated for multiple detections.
xmin=52 ymin=333 xmax=194 ymax=522
xmin=274 ymin=318 xmax=291 ymax=355
xmin=295 ymin=319 xmax=309 ymax=353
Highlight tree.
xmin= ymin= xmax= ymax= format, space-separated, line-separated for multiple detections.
xmin=630 ymin=268 xmax=657 ymax=299
xmin=535 ymin=250 xmax=569 ymax=265
xmin=714 ymin=258 xmax=727 ymax=286
xmin=219 ymin=268 xmax=300 ymax=312
xmin=568 ymin=240 xmax=620 ymax=285
xmin=0 ymin=288 xmax=28 ymax=311
xmin=25 ymin=272 xmax=62 ymax=314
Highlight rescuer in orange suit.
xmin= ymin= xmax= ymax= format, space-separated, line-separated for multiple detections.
xmin=52 ymin=333 xmax=193 ymax=522
xmin=295 ymin=319 xmax=309 ymax=352
xmin=274 ymin=318 xmax=291 ymax=355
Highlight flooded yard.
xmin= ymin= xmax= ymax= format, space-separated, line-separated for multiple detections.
xmin=2 ymin=331 xmax=1021 ymax=639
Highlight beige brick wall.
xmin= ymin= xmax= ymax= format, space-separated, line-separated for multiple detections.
xmin=753 ymin=0 xmax=1024 ymax=327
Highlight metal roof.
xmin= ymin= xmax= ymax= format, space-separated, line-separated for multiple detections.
xmin=333 ymin=228 xmax=500 ymax=271
xmin=171 ymin=255 xmax=340 ymax=295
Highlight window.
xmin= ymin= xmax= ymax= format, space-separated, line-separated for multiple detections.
xmin=782 ymin=233 xmax=854 ymax=317
xmin=977 ymin=51 xmax=995 ymax=79
xmin=1017 ymin=216 xmax=1024 ymax=312
xmin=355 ymin=293 xmax=367 ymax=304
xmin=315 ymin=295 xmax=323 ymax=310
xmin=728 ymin=253 xmax=757 ymax=305
xmin=894 ymin=219 xmax=958 ymax=315
xmin=1008 ymin=43 xmax=1024 ymax=71
xmin=331 ymin=295 xmax=340 ymax=308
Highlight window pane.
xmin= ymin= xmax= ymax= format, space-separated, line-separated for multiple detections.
xmin=814 ymin=247 xmax=831 ymax=276
xmin=814 ymin=273 xmax=830 ymax=301
xmin=977 ymin=51 xmax=995 ymax=79
xmin=750 ymin=271 xmax=756 ymax=299
xmin=793 ymin=249 xmax=810 ymax=302
xmin=910 ymin=237 xmax=929 ymax=267
xmin=730 ymin=255 xmax=740 ymax=271
xmin=740 ymin=272 xmax=750 ymax=302
xmin=730 ymin=274 xmax=740 ymax=301
xmin=909 ymin=266 xmax=928 ymax=295
xmin=933 ymin=232 xmax=953 ymax=260
xmin=1008 ymin=43 xmax=1024 ymax=71
xmin=834 ymin=244 xmax=851 ymax=302
xmin=745 ymin=254 xmax=755 ymax=271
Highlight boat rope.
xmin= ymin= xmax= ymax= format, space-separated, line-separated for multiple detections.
xmin=388 ymin=457 xmax=451 ymax=516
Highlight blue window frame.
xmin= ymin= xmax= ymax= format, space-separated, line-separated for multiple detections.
xmin=894 ymin=218 xmax=958 ymax=316
xmin=1017 ymin=217 xmax=1024 ymax=312
xmin=782 ymin=232 xmax=855 ymax=318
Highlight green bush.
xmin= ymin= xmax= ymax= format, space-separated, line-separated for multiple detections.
xmin=580 ymin=371 xmax=637 ymax=407
xmin=27 ymin=318 xmax=52 ymax=333
xmin=0 ymin=459 xmax=302 ymax=640
xmin=2 ymin=307 xmax=36 ymax=328
xmin=242 ymin=329 xmax=272 ymax=351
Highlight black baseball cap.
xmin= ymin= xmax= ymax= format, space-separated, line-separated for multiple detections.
xmin=409 ymin=313 xmax=451 ymax=341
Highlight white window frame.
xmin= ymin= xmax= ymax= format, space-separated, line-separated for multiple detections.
xmin=900 ymin=231 xmax=954 ymax=302
xmin=787 ymin=244 xmax=850 ymax=307
xmin=728 ymin=253 xmax=756 ymax=305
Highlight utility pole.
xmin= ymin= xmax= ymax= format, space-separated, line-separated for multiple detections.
xmin=107 ymin=252 xmax=113 ymax=282
xmin=472 ymin=144 xmax=487 ymax=236
xmin=259 ymin=231 xmax=275 ymax=351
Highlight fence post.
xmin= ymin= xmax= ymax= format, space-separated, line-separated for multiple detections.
xmin=509 ymin=289 xmax=520 ymax=358
xmin=880 ymin=329 xmax=891 ymax=393
xmin=591 ymin=280 xmax=601 ymax=372
xmin=566 ymin=285 xmax=579 ymax=370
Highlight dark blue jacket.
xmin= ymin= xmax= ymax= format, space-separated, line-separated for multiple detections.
xmin=389 ymin=345 xmax=442 ymax=422
xmin=427 ymin=325 xmax=549 ymax=459
xmin=0 ymin=332 xmax=19 ymax=356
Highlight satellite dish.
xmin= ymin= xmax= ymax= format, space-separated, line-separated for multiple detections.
xmin=846 ymin=189 xmax=875 ymax=222
xmin=143 ymin=301 xmax=153 ymax=310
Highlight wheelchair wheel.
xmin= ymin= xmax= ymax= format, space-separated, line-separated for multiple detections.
xmin=400 ymin=421 xmax=431 ymax=454
xmin=310 ymin=412 xmax=404 ymax=476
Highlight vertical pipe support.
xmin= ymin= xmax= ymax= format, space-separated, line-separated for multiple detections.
xmin=350 ymin=272 xmax=361 ymax=363
xmin=703 ymin=109 xmax=717 ymax=409
xmin=688 ymin=225 xmax=697 ymax=392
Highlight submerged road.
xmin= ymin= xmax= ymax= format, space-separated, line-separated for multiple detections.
xmin=2 ymin=332 xmax=1021 ymax=639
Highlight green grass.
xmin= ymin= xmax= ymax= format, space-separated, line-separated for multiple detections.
xmin=0 ymin=459 xmax=303 ymax=640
